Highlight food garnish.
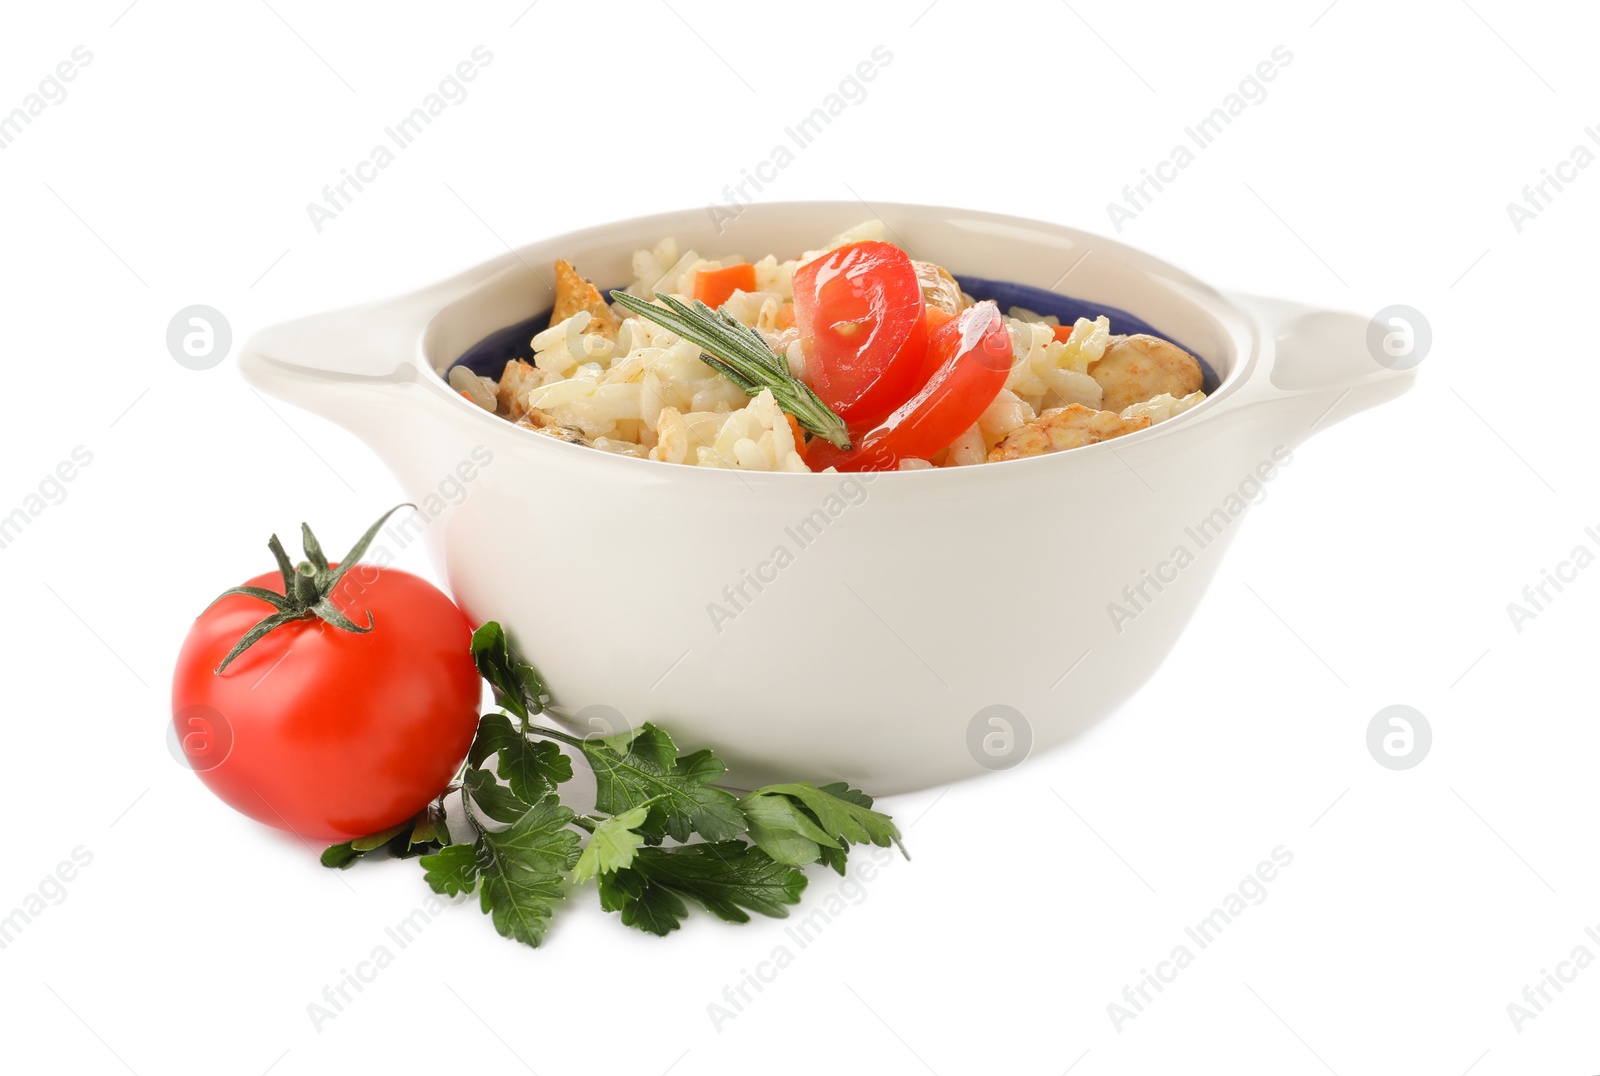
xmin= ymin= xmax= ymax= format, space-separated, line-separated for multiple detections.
xmin=791 ymin=240 xmax=929 ymax=431
xmin=806 ymin=301 xmax=1013 ymax=472
xmin=324 ymin=620 xmax=905 ymax=946
xmin=610 ymin=289 xmax=852 ymax=450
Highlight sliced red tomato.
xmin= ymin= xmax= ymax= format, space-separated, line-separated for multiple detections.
xmin=807 ymin=301 xmax=1013 ymax=473
xmin=791 ymin=241 xmax=927 ymax=430
xmin=911 ymin=305 xmax=959 ymax=389
xmin=693 ymin=263 xmax=757 ymax=308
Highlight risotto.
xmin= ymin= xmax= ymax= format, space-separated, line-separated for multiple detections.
xmin=449 ymin=221 xmax=1207 ymax=473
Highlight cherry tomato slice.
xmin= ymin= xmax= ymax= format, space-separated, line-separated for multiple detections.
xmin=911 ymin=305 xmax=959 ymax=389
xmin=792 ymin=241 xmax=928 ymax=430
xmin=807 ymin=301 xmax=1013 ymax=472
xmin=692 ymin=263 xmax=757 ymax=309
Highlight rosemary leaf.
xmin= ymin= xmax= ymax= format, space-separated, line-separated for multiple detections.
xmin=610 ymin=290 xmax=851 ymax=450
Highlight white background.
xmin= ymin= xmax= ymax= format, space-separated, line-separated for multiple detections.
xmin=2 ymin=1 xmax=1596 ymax=1073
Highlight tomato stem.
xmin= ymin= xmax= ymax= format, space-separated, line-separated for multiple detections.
xmin=208 ymin=505 xmax=415 ymax=674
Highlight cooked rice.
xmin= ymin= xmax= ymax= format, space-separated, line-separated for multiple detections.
xmin=466 ymin=220 xmax=1205 ymax=471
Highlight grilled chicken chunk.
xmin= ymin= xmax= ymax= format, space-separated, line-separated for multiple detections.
xmin=496 ymin=358 xmax=547 ymax=421
xmin=1088 ymin=334 xmax=1203 ymax=413
xmin=987 ymin=403 xmax=1150 ymax=462
xmin=551 ymin=258 xmax=617 ymax=340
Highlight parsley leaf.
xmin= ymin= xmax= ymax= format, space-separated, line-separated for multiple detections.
xmin=739 ymin=782 xmax=904 ymax=868
xmin=608 ymin=723 xmax=676 ymax=769
xmin=816 ymin=843 xmax=848 ymax=875
xmin=474 ymin=795 xmax=581 ymax=947
xmin=408 ymin=802 xmax=451 ymax=849
xmin=572 ymin=802 xmax=655 ymax=884
xmin=462 ymin=766 xmax=532 ymax=825
xmin=319 ymin=803 xmax=452 ymax=868
xmin=421 ymin=842 xmax=478 ymax=897
xmin=582 ymin=723 xmax=746 ymax=843
xmin=738 ymin=790 xmax=841 ymax=868
xmin=600 ymin=842 xmax=806 ymax=934
xmin=638 ymin=842 xmax=805 ymax=921
xmin=350 ymin=821 xmax=410 ymax=852
xmin=320 ymin=842 xmax=361 ymax=869
xmin=327 ymin=620 xmax=909 ymax=948
xmin=470 ymin=622 xmax=548 ymax=722
xmin=469 ymin=712 xmax=573 ymax=801
xmin=596 ymin=868 xmax=688 ymax=936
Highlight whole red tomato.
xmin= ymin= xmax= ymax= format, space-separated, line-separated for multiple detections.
xmin=171 ymin=514 xmax=481 ymax=842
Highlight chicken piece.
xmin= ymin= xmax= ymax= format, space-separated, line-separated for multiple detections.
xmin=551 ymin=258 xmax=617 ymax=340
xmin=1087 ymin=334 xmax=1203 ymax=413
xmin=986 ymin=403 xmax=1150 ymax=462
xmin=912 ymin=260 xmax=964 ymax=315
xmin=514 ymin=412 xmax=590 ymax=446
xmin=496 ymin=359 xmax=548 ymax=421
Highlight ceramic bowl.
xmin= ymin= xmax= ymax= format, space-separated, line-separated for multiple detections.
xmin=239 ymin=202 xmax=1414 ymax=793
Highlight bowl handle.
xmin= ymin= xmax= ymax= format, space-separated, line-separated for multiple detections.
xmin=238 ymin=254 xmax=551 ymax=449
xmin=1228 ymin=292 xmax=1418 ymax=430
xmin=236 ymin=301 xmax=430 ymax=466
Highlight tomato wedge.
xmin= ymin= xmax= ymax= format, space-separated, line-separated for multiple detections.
xmin=807 ymin=301 xmax=1013 ymax=472
xmin=791 ymin=241 xmax=928 ymax=430
xmin=693 ymin=263 xmax=757 ymax=308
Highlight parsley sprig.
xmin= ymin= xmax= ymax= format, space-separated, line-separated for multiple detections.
xmin=609 ymin=290 xmax=852 ymax=450
xmin=323 ymin=622 xmax=905 ymax=946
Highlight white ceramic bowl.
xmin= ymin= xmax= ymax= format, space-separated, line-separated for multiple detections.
xmin=239 ymin=202 xmax=1414 ymax=793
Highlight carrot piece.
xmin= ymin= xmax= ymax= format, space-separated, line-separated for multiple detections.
xmin=776 ymin=301 xmax=796 ymax=329
xmin=925 ymin=306 xmax=956 ymax=333
xmin=1051 ymin=323 xmax=1074 ymax=343
xmin=786 ymin=414 xmax=807 ymax=451
xmin=693 ymin=263 xmax=758 ymax=309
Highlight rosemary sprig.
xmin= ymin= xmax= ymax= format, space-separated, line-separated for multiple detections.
xmin=610 ymin=290 xmax=851 ymax=450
